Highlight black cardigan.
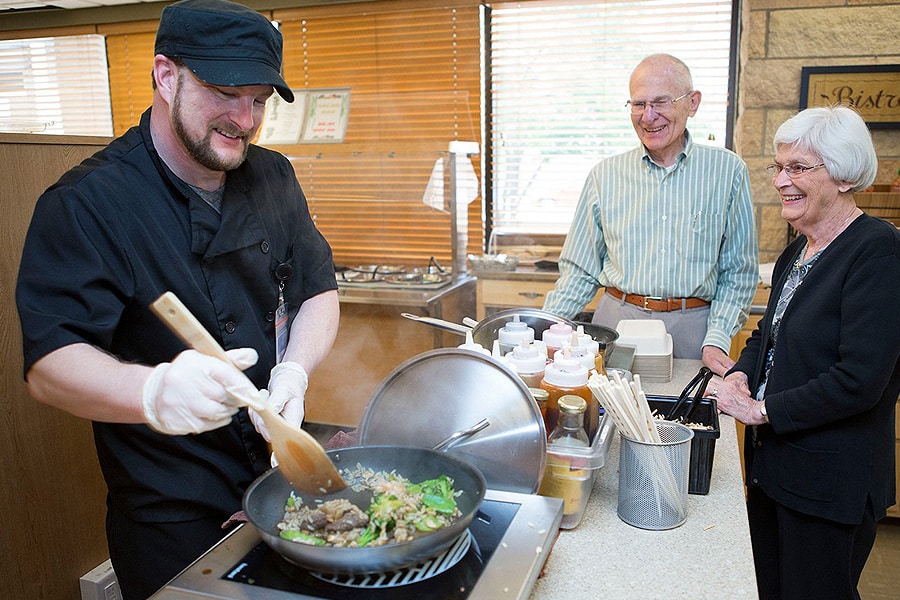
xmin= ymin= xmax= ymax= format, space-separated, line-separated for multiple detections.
xmin=733 ymin=214 xmax=900 ymax=524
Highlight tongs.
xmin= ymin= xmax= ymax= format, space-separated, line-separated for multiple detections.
xmin=666 ymin=366 xmax=713 ymax=421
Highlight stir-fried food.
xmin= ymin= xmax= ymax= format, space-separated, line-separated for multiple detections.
xmin=277 ymin=465 xmax=462 ymax=548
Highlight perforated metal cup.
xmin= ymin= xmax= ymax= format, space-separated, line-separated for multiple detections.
xmin=617 ymin=421 xmax=694 ymax=530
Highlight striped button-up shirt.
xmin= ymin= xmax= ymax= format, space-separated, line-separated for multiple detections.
xmin=543 ymin=132 xmax=758 ymax=352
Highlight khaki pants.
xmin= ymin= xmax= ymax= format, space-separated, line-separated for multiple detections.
xmin=591 ymin=293 xmax=710 ymax=359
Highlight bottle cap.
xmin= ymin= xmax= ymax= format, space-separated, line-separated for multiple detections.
xmin=506 ymin=340 xmax=547 ymax=374
xmin=458 ymin=331 xmax=491 ymax=356
xmin=554 ymin=346 xmax=595 ymax=371
xmin=498 ymin=315 xmax=535 ymax=345
xmin=529 ymin=387 xmax=550 ymax=403
xmin=542 ymin=323 xmax=574 ymax=350
xmin=575 ymin=325 xmax=600 ymax=356
xmin=542 ymin=352 xmax=589 ymax=387
xmin=558 ymin=394 xmax=587 ymax=414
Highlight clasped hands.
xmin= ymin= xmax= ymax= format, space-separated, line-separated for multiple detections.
xmin=142 ymin=348 xmax=307 ymax=437
xmin=703 ymin=371 xmax=767 ymax=426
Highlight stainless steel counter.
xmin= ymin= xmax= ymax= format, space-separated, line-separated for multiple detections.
xmin=531 ymin=360 xmax=758 ymax=599
xmin=337 ymin=273 xmax=476 ymax=309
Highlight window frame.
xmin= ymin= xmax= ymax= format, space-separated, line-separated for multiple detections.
xmin=482 ymin=0 xmax=741 ymax=247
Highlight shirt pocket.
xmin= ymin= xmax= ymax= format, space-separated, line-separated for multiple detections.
xmin=672 ymin=210 xmax=723 ymax=268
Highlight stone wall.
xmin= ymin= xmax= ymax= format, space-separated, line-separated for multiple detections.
xmin=736 ymin=0 xmax=900 ymax=262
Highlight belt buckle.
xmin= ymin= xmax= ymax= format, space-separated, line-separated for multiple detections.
xmin=643 ymin=296 xmax=663 ymax=311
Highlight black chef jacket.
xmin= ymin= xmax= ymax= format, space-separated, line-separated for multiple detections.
xmin=16 ymin=108 xmax=338 ymax=522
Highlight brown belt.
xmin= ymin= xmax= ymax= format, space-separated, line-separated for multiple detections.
xmin=605 ymin=287 xmax=710 ymax=312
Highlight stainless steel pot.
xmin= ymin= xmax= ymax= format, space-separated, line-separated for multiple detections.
xmin=401 ymin=307 xmax=570 ymax=347
xmin=242 ymin=445 xmax=486 ymax=575
xmin=401 ymin=308 xmax=618 ymax=355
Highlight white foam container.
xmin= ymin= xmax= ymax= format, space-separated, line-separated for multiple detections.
xmin=615 ymin=319 xmax=671 ymax=355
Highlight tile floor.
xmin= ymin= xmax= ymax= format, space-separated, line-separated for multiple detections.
xmin=859 ymin=518 xmax=900 ymax=599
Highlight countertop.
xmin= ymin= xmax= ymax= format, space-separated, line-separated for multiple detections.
xmin=531 ymin=359 xmax=758 ymax=599
xmin=336 ymin=273 xmax=476 ymax=308
xmin=473 ymin=266 xmax=560 ymax=282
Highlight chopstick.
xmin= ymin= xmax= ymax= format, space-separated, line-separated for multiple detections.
xmin=588 ymin=372 xmax=684 ymax=518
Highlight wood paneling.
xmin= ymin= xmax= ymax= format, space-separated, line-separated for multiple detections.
xmin=0 ymin=134 xmax=111 ymax=600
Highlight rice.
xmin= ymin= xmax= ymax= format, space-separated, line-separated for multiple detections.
xmin=275 ymin=464 xmax=462 ymax=548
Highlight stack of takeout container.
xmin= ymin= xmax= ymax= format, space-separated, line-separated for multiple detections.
xmin=614 ymin=319 xmax=673 ymax=382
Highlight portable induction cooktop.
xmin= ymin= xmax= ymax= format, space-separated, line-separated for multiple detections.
xmin=150 ymin=489 xmax=563 ymax=600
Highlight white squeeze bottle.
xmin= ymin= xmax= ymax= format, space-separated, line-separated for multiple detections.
xmin=554 ymin=330 xmax=599 ymax=372
xmin=505 ymin=339 xmax=547 ymax=388
xmin=542 ymin=323 xmax=574 ymax=359
xmin=458 ymin=331 xmax=491 ymax=356
xmin=575 ymin=325 xmax=600 ymax=360
xmin=497 ymin=315 xmax=535 ymax=355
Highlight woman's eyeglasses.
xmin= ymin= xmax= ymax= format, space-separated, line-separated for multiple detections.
xmin=766 ymin=163 xmax=826 ymax=178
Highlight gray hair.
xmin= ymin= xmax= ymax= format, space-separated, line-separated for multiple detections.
xmin=773 ymin=105 xmax=877 ymax=192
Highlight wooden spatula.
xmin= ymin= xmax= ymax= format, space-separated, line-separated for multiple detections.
xmin=150 ymin=291 xmax=347 ymax=495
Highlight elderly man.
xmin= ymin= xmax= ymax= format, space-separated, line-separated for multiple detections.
xmin=15 ymin=1 xmax=339 ymax=597
xmin=543 ymin=53 xmax=758 ymax=376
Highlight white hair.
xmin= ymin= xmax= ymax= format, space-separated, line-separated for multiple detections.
xmin=773 ymin=105 xmax=877 ymax=192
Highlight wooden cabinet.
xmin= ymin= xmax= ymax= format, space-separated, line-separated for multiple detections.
xmin=475 ymin=269 xmax=600 ymax=320
xmin=890 ymin=400 xmax=900 ymax=518
xmin=1 ymin=134 xmax=112 ymax=600
xmin=477 ymin=277 xmax=556 ymax=319
xmin=729 ymin=284 xmax=770 ymax=360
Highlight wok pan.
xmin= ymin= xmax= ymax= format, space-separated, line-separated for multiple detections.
xmin=401 ymin=307 xmax=618 ymax=355
xmin=242 ymin=445 xmax=487 ymax=575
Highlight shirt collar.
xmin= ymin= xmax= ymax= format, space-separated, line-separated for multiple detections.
xmin=139 ymin=108 xmax=263 ymax=258
xmin=640 ymin=129 xmax=694 ymax=169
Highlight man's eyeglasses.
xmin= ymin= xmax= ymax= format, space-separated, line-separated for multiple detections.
xmin=765 ymin=163 xmax=826 ymax=178
xmin=625 ymin=91 xmax=693 ymax=115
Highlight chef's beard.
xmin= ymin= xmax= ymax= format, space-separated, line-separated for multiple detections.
xmin=171 ymin=73 xmax=251 ymax=172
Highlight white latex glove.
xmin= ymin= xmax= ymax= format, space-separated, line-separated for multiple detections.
xmin=142 ymin=348 xmax=259 ymax=435
xmin=250 ymin=361 xmax=308 ymax=442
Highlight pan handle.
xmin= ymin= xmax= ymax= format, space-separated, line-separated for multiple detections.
xmin=400 ymin=312 xmax=472 ymax=336
xmin=432 ymin=418 xmax=491 ymax=452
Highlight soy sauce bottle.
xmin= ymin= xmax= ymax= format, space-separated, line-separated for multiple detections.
xmin=548 ymin=395 xmax=590 ymax=446
xmin=539 ymin=395 xmax=592 ymax=529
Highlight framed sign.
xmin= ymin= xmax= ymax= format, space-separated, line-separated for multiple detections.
xmin=257 ymin=87 xmax=351 ymax=145
xmin=800 ymin=65 xmax=900 ymax=129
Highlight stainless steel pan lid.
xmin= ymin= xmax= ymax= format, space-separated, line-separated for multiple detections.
xmin=358 ymin=348 xmax=547 ymax=494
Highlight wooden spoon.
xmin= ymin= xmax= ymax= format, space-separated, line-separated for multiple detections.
xmin=150 ymin=291 xmax=347 ymax=495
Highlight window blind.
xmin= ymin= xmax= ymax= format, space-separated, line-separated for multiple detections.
xmin=101 ymin=4 xmax=484 ymax=268
xmin=0 ymin=34 xmax=113 ymax=136
xmin=274 ymin=0 xmax=484 ymax=267
xmin=489 ymin=0 xmax=734 ymax=237
xmin=102 ymin=22 xmax=156 ymax=136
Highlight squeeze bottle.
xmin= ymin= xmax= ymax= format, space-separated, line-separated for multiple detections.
xmin=540 ymin=352 xmax=596 ymax=440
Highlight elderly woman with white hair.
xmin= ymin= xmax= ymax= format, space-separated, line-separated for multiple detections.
xmin=707 ymin=105 xmax=900 ymax=600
